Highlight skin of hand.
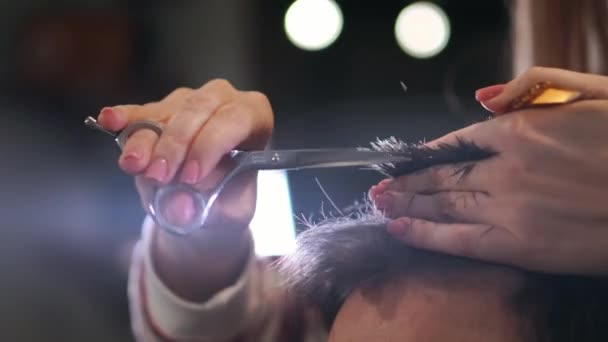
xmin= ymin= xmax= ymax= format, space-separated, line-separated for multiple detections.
xmin=96 ymin=79 xmax=274 ymax=301
xmin=370 ymin=67 xmax=608 ymax=275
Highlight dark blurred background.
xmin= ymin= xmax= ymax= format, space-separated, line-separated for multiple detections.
xmin=0 ymin=0 xmax=510 ymax=340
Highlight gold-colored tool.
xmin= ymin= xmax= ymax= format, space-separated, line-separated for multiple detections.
xmin=510 ymin=81 xmax=583 ymax=110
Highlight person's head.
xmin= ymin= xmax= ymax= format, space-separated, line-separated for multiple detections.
xmin=512 ymin=0 xmax=608 ymax=75
xmin=275 ymin=138 xmax=608 ymax=342
xmin=278 ymin=215 xmax=608 ymax=342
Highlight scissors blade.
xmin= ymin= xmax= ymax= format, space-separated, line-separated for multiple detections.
xmin=238 ymin=148 xmax=412 ymax=171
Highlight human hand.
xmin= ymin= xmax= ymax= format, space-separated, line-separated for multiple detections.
xmin=96 ymin=79 xmax=274 ymax=300
xmin=475 ymin=66 xmax=608 ymax=115
xmin=371 ymin=67 xmax=608 ymax=275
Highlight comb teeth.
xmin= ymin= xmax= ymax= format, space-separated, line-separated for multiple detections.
xmin=369 ymin=136 xmax=497 ymax=177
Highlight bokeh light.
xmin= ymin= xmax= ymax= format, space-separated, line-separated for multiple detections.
xmin=284 ymin=0 xmax=344 ymax=51
xmin=394 ymin=2 xmax=450 ymax=58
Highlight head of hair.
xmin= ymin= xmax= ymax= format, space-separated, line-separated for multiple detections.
xmin=276 ymin=211 xmax=608 ymax=342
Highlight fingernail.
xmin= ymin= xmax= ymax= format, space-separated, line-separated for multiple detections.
xmin=164 ymin=191 xmax=196 ymax=226
xmin=180 ymin=160 xmax=200 ymax=185
xmin=481 ymin=99 xmax=503 ymax=113
xmin=475 ymin=84 xmax=505 ymax=102
xmin=387 ymin=218 xmax=410 ymax=236
xmin=99 ymin=107 xmax=121 ymax=120
xmin=376 ymin=179 xmax=393 ymax=192
xmin=369 ymin=179 xmax=392 ymax=200
xmin=119 ymin=151 xmax=143 ymax=172
xmin=368 ymin=185 xmax=377 ymax=201
xmin=99 ymin=107 xmax=126 ymax=129
xmin=374 ymin=193 xmax=391 ymax=210
xmin=123 ymin=150 xmax=142 ymax=161
xmin=99 ymin=107 xmax=113 ymax=117
xmin=145 ymin=158 xmax=168 ymax=183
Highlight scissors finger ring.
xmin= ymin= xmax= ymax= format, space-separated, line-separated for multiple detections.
xmin=85 ymin=116 xmax=254 ymax=236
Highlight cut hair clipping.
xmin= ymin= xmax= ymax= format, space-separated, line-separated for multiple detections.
xmin=510 ymin=81 xmax=582 ymax=111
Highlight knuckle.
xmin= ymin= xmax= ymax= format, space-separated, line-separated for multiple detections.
xmin=392 ymin=176 xmax=408 ymax=191
xmin=435 ymin=192 xmax=458 ymax=221
xmin=522 ymin=66 xmax=545 ymax=81
xmin=142 ymin=101 xmax=160 ymax=109
xmin=408 ymin=218 xmax=430 ymax=241
xmin=192 ymin=129 xmax=224 ymax=159
xmin=218 ymin=101 xmax=242 ymax=113
xmin=183 ymin=92 xmax=221 ymax=113
xmin=245 ymin=91 xmax=271 ymax=108
xmin=501 ymin=158 xmax=524 ymax=183
xmin=218 ymin=102 xmax=250 ymax=121
xmin=499 ymin=154 xmax=531 ymax=189
xmin=205 ymin=78 xmax=233 ymax=91
xmin=244 ymin=91 xmax=274 ymax=127
xmin=511 ymin=200 xmax=534 ymax=227
xmin=452 ymin=228 xmax=479 ymax=256
xmin=427 ymin=166 xmax=445 ymax=187
xmin=500 ymin=111 xmax=526 ymax=132
xmin=159 ymin=130 xmax=191 ymax=151
xmin=169 ymin=87 xmax=193 ymax=99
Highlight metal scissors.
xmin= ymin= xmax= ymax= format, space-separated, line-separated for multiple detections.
xmin=84 ymin=116 xmax=411 ymax=236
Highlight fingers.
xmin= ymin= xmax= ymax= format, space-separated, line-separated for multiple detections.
xmin=423 ymin=119 xmax=500 ymax=152
xmin=145 ymin=80 xmax=236 ymax=184
xmin=119 ymin=129 xmax=159 ymax=174
xmin=101 ymin=77 xmax=272 ymax=195
xmin=98 ymin=79 xmax=273 ymax=233
xmin=99 ymin=87 xmax=196 ymax=174
xmin=386 ymin=217 xmax=520 ymax=264
xmin=369 ymin=121 xmax=502 ymax=214
xmin=185 ymin=101 xmax=267 ymax=186
xmin=150 ymin=97 xmax=265 ymax=228
xmin=375 ymin=190 xmax=491 ymax=223
xmin=386 ymin=162 xmax=488 ymax=193
xmin=97 ymin=87 xmax=193 ymax=132
xmin=97 ymin=103 xmax=162 ymax=132
xmin=475 ymin=84 xmax=505 ymax=102
xmin=374 ymin=122 xmax=500 ymax=195
xmin=480 ymin=67 xmax=608 ymax=114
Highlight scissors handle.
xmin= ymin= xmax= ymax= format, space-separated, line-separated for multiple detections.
xmin=84 ymin=116 xmax=117 ymax=137
xmin=84 ymin=116 xmax=163 ymax=149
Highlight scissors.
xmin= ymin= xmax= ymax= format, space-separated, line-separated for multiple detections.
xmin=84 ymin=116 xmax=412 ymax=236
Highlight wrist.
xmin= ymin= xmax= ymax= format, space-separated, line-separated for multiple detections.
xmin=150 ymin=224 xmax=252 ymax=302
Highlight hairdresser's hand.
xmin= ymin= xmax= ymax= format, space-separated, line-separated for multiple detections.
xmin=474 ymin=66 xmax=608 ymax=115
xmin=96 ymin=79 xmax=273 ymax=300
xmin=371 ymin=68 xmax=608 ymax=275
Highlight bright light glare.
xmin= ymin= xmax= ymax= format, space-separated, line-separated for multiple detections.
xmin=250 ymin=170 xmax=296 ymax=256
xmin=394 ymin=2 xmax=450 ymax=58
xmin=284 ymin=0 xmax=344 ymax=51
